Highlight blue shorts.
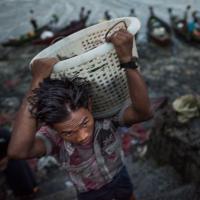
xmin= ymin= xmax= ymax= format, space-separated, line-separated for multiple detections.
xmin=77 ymin=166 xmax=133 ymax=200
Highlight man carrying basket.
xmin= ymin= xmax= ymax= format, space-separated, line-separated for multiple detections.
xmin=8 ymin=29 xmax=152 ymax=200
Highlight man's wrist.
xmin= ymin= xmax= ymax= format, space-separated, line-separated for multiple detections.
xmin=30 ymin=78 xmax=42 ymax=88
xmin=119 ymin=56 xmax=133 ymax=64
xmin=120 ymin=57 xmax=139 ymax=69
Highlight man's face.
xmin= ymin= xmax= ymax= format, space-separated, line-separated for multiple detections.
xmin=52 ymin=107 xmax=94 ymax=146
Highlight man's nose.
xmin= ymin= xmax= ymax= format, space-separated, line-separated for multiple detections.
xmin=78 ymin=129 xmax=89 ymax=142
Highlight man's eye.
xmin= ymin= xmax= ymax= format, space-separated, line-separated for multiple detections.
xmin=62 ymin=132 xmax=72 ymax=137
xmin=82 ymin=121 xmax=88 ymax=127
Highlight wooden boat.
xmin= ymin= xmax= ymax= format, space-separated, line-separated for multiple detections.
xmin=192 ymin=10 xmax=200 ymax=41
xmin=32 ymin=20 xmax=86 ymax=45
xmin=147 ymin=7 xmax=171 ymax=46
xmin=1 ymin=8 xmax=90 ymax=47
xmin=32 ymin=8 xmax=91 ymax=46
xmin=168 ymin=6 xmax=200 ymax=43
xmin=192 ymin=10 xmax=200 ymax=23
xmin=1 ymin=21 xmax=56 ymax=47
xmin=2 ymin=33 xmax=37 ymax=47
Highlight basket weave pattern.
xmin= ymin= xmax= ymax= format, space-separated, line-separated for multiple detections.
xmin=51 ymin=49 xmax=129 ymax=118
xmin=31 ymin=18 xmax=140 ymax=119
xmin=82 ymin=22 xmax=126 ymax=51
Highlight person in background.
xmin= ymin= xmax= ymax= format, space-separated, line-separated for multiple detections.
xmin=129 ymin=9 xmax=136 ymax=17
xmin=192 ymin=11 xmax=200 ymax=34
xmin=187 ymin=11 xmax=200 ymax=37
xmin=0 ymin=128 xmax=38 ymax=198
xmin=8 ymin=30 xmax=152 ymax=200
xmin=29 ymin=9 xmax=38 ymax=32
xmin=80 ymin=7 xmax=86 ymax=20
xmin=51 ymin=14 xmax=59 ymax=24
xmin=104 ymin=10 xmax=112 ymax=20
xmin=79 ymin=7 xmax=91 ymax=23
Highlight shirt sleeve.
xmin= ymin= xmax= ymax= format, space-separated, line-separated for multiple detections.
xmin=36 ymin=126 xmax=61 ymax=155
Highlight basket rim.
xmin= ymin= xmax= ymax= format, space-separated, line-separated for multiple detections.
xmin=30 ymin=17 xmax=141 ymax=72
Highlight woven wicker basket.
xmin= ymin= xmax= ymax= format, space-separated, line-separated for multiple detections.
xmin=30 ymin=17 xmax=141 ymax=119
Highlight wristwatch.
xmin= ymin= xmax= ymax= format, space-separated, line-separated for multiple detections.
xmin=120 ymin=57 xmax=140 ymax=69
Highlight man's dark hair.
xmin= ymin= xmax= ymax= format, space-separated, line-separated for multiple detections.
xmin=28 ymin=77 xmax=91 ymax=125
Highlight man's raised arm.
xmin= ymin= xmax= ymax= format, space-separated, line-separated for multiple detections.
xmin=107 ymin=30 xmax=152 ymax=125
xmin=8 ymin=58 xmax=58 ymax=159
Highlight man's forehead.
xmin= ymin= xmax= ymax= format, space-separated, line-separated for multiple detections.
xmin=53 ymin=107 xmax=91 ymax=131
xmin=62 ymin=108 xmax=89 ymax=127
xmin=65 ymin=115 xmax=87 ymax=127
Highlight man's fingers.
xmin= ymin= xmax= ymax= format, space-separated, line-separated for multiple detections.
xmin=106 ymin=31 xmax=119 ymax=43
xmin=105 ymin=29 xmax=133 ymax=49
xmin=105 ymin=36 xmax=111 ymax=42
xmin=109 ymin=30 xmax=131 ymax=39
xmin=106 ymin=29 xmax=125 ymax=42
xmin=119 ymin=28 xmax=128 ymax=33
xmin=109 ymin=33 xmax=132 ymax=45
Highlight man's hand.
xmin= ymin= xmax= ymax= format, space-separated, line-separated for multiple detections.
xmin=31 ymin=57 xmax=59 ymax=83
xmin=106 ymin=29 xmax=133 ymax=63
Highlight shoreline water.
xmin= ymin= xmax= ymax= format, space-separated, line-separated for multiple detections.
xmin=0 ymin=0 xmax=200 ymax=42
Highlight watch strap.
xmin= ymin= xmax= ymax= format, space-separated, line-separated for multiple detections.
xmin=120 ymin=57 xmax=139 ymax=69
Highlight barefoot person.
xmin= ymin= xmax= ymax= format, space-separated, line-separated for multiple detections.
xmin=8 ymin=30 xmax=152 ymax=200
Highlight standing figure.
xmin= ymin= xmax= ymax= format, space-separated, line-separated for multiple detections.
xmin=30 ymin=9 xmax=38 ymax=32
xmin=129 ymin=9 xmax=136 ymax=17
xmin=8 ymin=30 xmax=152 ymax=200
xmin=104 ymin=10 xmax=112 ymax=20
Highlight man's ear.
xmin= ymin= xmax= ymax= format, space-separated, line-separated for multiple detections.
xmin=88 ymin=98 xmax=92 ymax=112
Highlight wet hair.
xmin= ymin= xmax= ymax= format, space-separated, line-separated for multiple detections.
xmin=28 ymin=77 xmax=91 ymax=125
